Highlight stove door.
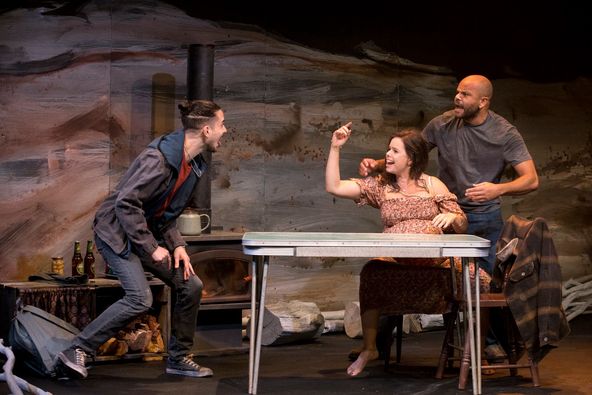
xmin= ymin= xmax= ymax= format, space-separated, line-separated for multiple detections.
xmin=189 ymin=249 xmax=251 ymax=304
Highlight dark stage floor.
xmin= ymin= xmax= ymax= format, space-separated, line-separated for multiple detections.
xmin=5 ymin=315 xmax=592 ymax=395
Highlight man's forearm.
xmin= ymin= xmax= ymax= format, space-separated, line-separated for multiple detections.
xmin=499 ymin=174 xmax=539 ymax=196
xmin=500 ymin=160 xmax=539 ymax=196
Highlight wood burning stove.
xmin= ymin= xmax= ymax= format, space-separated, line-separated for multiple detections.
xmin=194 ymin=249 xmax=250 ymax=304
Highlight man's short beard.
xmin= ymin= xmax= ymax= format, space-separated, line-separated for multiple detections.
xmin=460 ymin=104 xmax=480 ymax=121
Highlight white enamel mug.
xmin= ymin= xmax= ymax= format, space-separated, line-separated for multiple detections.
xmin=177 ymin=211 xmax=211 ymax=235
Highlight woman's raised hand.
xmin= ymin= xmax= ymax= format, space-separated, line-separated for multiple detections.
xmin=331 ymin=122 xmax=353 ymax=148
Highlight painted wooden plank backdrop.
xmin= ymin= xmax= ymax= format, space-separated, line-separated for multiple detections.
xmin=1 ymin=1 xmax=590 ymax=309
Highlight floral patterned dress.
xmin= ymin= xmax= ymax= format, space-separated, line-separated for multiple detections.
xmin=354 ymin=176 xmax=465 ymax=266
xmin=353 ymin=176 xmax=487 ymax=313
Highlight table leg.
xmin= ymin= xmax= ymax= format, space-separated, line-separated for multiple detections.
xmin=248 ymin=256 xmax=258 ymax=394
xmin=252 ymin=256 xmax=270 ymax=395
xmin=463 ymin=257 xmax=478 ymax=394
xmin=475 ymin=260 xmax=482 ymax=394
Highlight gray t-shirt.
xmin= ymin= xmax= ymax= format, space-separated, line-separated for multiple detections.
xmin=423 ymin=110 xmax=532 ymax=213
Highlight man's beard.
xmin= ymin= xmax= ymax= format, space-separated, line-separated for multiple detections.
xmin=457 ymin=103 xmax=480 ymax=121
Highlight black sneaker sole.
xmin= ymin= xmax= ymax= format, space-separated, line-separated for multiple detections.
xmin=57 ymin=352 xmax=88 ymax=379
xmin=165 ymin=367 xmax=213 ymax=377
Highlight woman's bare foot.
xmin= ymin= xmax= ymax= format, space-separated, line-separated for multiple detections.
xmin=347 ymin=349 xmax=379 ymax=376
xmin=348 ymin=347 xmax=363 ymax=361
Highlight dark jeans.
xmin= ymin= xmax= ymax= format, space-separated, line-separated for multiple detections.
xmin=466 ymin=209 xmax=504 ymax=347
xmin=466 ymin=209 xmax=504 ymax=275
xmin=73 ymin=235 xmax=202 ymax=360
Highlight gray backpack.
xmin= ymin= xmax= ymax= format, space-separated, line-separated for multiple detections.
xmin=8 ymin=304 xmax=80 ymax=377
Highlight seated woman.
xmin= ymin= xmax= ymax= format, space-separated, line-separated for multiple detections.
xmin=325 ymin=123 xmax=468 ymax=377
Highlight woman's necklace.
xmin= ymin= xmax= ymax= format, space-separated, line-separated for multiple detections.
xmin=396 ymin=177 xmax=431 ymax=197
xmin=396 ymin=180 xmax=418 ymax=197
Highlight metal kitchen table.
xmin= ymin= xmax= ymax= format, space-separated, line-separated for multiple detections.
xmin=242 ymin=232 xmax=490 ymax=394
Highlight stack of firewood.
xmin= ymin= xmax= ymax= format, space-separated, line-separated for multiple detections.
xmin=97 ymin=314 xmax=165 ymax=357
xmin=562 ymin=274 xmax=592 ymax=321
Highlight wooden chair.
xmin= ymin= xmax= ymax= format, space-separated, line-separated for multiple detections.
xmin=458 ymin=232 xmax=542 ymax=390
xmin=457 ymin=292 xmax=540 ymax=389
xmin=382 ymin=306 xmax=459 ymax=376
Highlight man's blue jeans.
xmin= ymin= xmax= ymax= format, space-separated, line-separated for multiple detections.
xmin=466 ymin=209 xmax=504 ymax=347
xmin=466 ymin=209 xmax=504 ymax=275
xmin=73 ymin=235 xmax=203 ymax=360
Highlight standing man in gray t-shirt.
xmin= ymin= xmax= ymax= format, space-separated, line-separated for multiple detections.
xmin=359 ymin=75 xmax=539 ymax=273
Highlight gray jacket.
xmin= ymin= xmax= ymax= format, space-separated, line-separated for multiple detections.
xmin=93 ymin=130 xmax=206 ymax=260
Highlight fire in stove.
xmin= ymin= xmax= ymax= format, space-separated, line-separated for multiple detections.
xmin=190 ymin=249 xmax=251 ymax=305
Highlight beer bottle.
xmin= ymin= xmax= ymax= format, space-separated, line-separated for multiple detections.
xmin=84 ymin=240 xmax=96 ymax=279
xmin=72 ymin=241 xmax=84 ymax=276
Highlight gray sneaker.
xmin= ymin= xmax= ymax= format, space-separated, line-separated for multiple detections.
xmin=56 ymin=347 xmax=88 ymax=379
xmin=166 ymin=355 xmax=213 ymax=378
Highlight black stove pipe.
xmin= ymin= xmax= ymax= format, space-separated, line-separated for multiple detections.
xmin=186 ymin=44 xmax=214 ymax=232
xmin=187 ymin=44 xmax=214 ymax=101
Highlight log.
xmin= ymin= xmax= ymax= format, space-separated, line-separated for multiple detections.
xmin=321 ymin=310 xmax=345 ymax=321
xmin=407 ymin=314 xmax=422 ymax=333
xmin=344 ymin=301 xmax=362 ymax=338
xmin=321 ymin=310 xmax=345 ymax=333
xmin=323 ymin=319 xmax=344 ymax=334
xmin=97 ymin=337 xmax=128 ymax=357
xmin=247 ymin=300 xmax=325 ymax=346
xmin=124 ymin=328 xmax=151 ymax=352
xmin=418 ymin=314 xmax=444 ymax=330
